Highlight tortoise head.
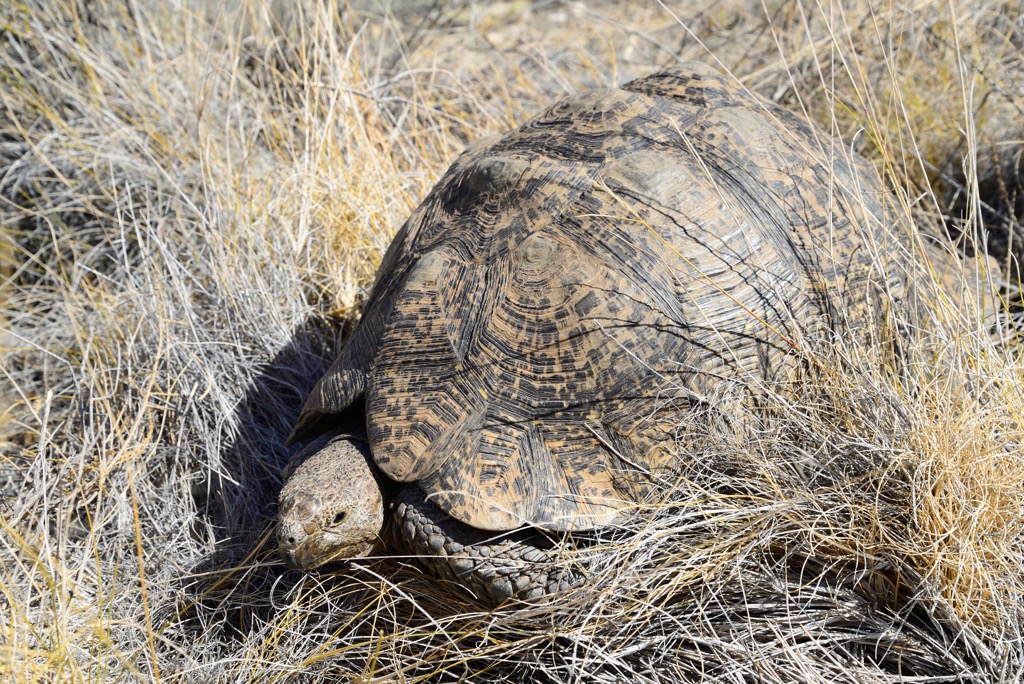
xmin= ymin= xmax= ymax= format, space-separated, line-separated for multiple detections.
xmin=277 ymin=435 xmax=388 ymax=570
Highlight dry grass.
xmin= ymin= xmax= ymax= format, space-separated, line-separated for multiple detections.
xmin=1 ymin=0 xmax=1023 ymax=681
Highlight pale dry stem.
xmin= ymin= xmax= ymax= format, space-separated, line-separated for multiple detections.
xmin=1 ymin=1 xmax=1022 ymax=682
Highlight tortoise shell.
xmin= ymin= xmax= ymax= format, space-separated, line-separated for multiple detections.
xmin=292 ymin=63 xmax=910 ymax=532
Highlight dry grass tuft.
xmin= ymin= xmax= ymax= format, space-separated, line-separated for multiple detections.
xmin=2 ymin=0 xmax=1023 ymax=682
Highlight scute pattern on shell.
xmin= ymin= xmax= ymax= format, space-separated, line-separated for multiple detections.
xmin=293 ymin=63 xmax=911 ymax=532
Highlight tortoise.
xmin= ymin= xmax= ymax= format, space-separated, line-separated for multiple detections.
xmin=276 ymin=63 xmax=916 ymax=603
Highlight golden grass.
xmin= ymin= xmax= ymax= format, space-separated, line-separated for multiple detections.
xmin=2 ymin=0 xmax=1023 ymax=681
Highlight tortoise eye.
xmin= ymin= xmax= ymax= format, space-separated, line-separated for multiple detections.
xmin=333 ymin=511 xmax=347 ymax=526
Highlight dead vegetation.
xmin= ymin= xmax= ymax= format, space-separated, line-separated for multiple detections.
xmin=1 ymin=1 xmax=1023 ymax=681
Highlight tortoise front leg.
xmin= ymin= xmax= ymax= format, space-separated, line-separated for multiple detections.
xmin=390 ymin=485 xmax=582 ymax=604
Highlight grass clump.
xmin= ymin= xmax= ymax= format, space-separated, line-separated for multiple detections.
xmin=2 ymin=0 xmax=1023 ymax=682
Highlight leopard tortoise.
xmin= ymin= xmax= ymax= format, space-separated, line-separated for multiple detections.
xmin=276 ymin=63 xmax=921 ymax=603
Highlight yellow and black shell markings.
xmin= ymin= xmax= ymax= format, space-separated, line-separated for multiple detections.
xmin=293 ymin=63 xmax=911 ymax=534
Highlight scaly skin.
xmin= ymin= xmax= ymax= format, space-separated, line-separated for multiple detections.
xmin=277 ymin=434 xmax=388 ymax=569
xmin=277 ymin=434 xmax=582 ymax=603
xmin=390 ymin=485 xmax=581 ymax=603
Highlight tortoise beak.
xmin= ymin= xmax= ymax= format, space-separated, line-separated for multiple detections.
xmin=279 ymin=545 xmax=305 ymax=571
xmin=277 ymin=491 xmax=323 ymax=570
